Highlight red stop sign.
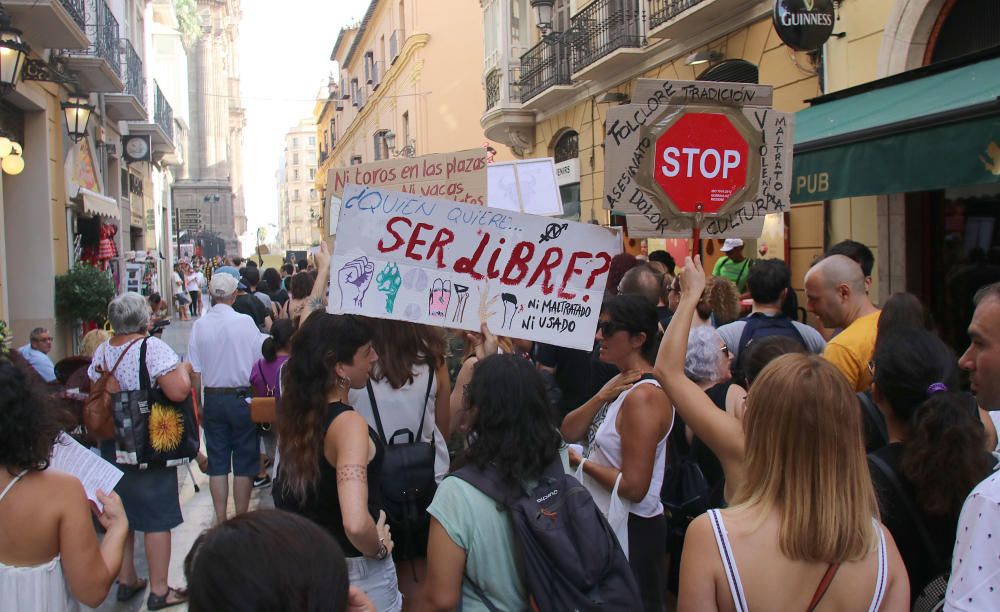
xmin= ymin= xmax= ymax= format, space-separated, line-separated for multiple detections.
xmin=653 ymin=113 xmax=750 ymax=214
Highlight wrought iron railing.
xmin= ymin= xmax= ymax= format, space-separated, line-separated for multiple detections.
xmin=485 ymin=69 xmax=501 ymax=111
xmin=570 ymin=0 xmax=643 ymax=72
xmin=60 ymin=0 xmax=86 ymax=31
xmin=518 ymin=38 xmax=572 ymax=102
xmin=121 ymin=39 xmax=144 ymax=104
xmin=648 ymin=0 xmax=704 ymax=28
xmin=153 ymin=81 xmax=173 ymax=142
xmin=75 ymin=0 xmax=120 ymax=75
xmin=485 ymin=66 xmax=523 ymax=111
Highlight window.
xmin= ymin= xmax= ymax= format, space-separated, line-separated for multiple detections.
xmin=293 ymin=189 xmax=300 ymax=201
xmin=308 ymin=135 xmax=316 ymax=145
xmin=554 ymin=0 xmax=571 ymax=32
xmin=293 ymin=169 xmax=299 ymax=180
xmin=310 ymin=189 xmax=317 ymax=200
xmin=351 ymin=79 xmax=359 ymax=106
xmin=364 ymin=51 xmax=375 ymax=84
xmin=350 ymin=155 xmax=363 ymax=165
xmin=292 ymin=153 xmax=299 ymax=165
xmin=309 ymin=168 xmax=316 ymax=180
xmin=511 ymin=0 xmax=528 ymax=47
xmin=292 ymin=137 xmax=299 ymax=147
xmin=402 ymin=111 xmax=410 ymax=144
xmin=373 ymin=130 xmax=390 ymax=161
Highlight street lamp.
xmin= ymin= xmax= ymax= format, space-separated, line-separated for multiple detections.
xmin=61 ymin=92 xmax=94 ymax=143
xmin=0 ymin=9 xmax=27 ymax=94
xmin=384 ymin=130 xmax=416 ymax=158
xmin=204 ymin=194 xmax=220 ymax=257
xmin=530 ymin=0 xmax=555 ymax=35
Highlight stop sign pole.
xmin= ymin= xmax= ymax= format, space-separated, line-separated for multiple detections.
xmin=635 ymin=106 xmax=761 ymax=242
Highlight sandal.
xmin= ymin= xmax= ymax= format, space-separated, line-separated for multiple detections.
xmin=116 ymin=578 xmax=147 ymax=602
xmin=147 ymin=586 xmax=188 ymax=610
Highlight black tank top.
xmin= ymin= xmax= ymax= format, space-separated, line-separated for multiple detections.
xmin=273 ymin=402 xmax=384 ymax=557
xmin=689 ymin=382 xmax=732 ymax=506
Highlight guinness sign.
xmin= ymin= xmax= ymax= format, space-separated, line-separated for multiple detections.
xmin=773 ymin=0 xmax=835 ymax=52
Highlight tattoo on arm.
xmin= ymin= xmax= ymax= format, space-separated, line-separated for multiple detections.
xmin=308 ymin=296 xmax=327 ymax=313
xmin=336 ymin=464 xmax=368 ymax=483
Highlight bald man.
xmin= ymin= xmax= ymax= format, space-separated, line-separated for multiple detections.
xmin=804 ymin=254 xmax=881 ymax=391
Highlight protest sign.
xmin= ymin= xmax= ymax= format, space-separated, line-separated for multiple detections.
xmin=604 ymin=79 xmax=794 ymax=238
xmin=328 ymin=149 xmax=487 ymax=205
xmin=328 ymin=185 xmax=621 ymax=350
xmin=487 ymin=158 xmax=564 ymax=216
xmin=125 ymin=263 xmax=143 ymax=293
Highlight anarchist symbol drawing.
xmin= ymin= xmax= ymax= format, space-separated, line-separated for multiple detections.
xmin=539 ymin=222 xmax=569 ymax=243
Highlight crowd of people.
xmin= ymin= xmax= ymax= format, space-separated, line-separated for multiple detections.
xmin=1 ymin=240 xmax=999 ymax=612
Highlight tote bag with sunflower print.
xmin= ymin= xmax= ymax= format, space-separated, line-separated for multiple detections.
xmin=112 ymin=338 xmax=200 ymax=468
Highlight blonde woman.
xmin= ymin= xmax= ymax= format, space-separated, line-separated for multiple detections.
xmin=659 ymin=257 xmax=909 ymax=611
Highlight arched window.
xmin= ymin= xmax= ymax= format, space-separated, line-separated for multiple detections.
xmin=553 ymin=130 xmax=580 ymax=221
xmin=927 ymin=0 xmax=1000 ymax=64
xmin=554 ymin=130 xmax=578 ymax=163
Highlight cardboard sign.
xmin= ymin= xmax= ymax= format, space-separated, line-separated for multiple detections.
xmin=328 ymin=149 xmax=487 ymax=205
xmin=328 ymin=185 xmax=622 ymax=350
xmin=487 ymin=158 xmax=564 ymax=216
xmin=605 ymin=79 xmax=794 ymax=238
xmin=125 ymin=263 xmax=143 ymax=293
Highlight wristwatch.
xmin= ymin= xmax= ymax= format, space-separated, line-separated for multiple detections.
xmin=375 ymin=538 xmax=388 ymax=561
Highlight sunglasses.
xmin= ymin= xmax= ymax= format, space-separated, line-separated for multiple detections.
xmin=597 ymin=321 xmax=627 ymax=337
xmin=720 ymin=345 xmax=730 ymax=357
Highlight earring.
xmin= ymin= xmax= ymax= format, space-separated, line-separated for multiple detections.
xmin=338 ymin=375 xmax=352 ymax=389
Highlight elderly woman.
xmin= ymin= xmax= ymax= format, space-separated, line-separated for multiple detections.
xmin=87 ymin=293 xmax=193 ymax=610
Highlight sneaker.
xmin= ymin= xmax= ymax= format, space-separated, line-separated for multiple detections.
xmin=253 ymin=475 xmax=271 ymax=488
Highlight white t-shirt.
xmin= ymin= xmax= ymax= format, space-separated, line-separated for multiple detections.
xmin=946 ymin=468 xmax=1000 ymax=610
xmin=348 ymin=363 xmax=450 ymax=484
xmin=171 ymin=271 xmax=185 ymax=296
xmin=185 ymin=271 xmax=205 ymax=293
xmin=87 ymin=337 xmax=179 ymax=390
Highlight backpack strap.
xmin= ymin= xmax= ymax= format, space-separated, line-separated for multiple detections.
xmin=138 ymin=337 xmax=152 ymax=391
xmin=366 ymin=381 xmax=389 ymax=445
xmin=414 ymin=367 xmax=434 ymax=440
xmin=868 ymin=454 xmax=944 ymax=570
xmin=463 ymin=572 xmax=501 ymax=612
xmin=858 ymin=391 xmax=888 ymax=448
xmin=734 ymin=258 xmax=750 ymax=285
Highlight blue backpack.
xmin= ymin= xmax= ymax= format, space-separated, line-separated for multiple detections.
xmin=732 ymin=313 xmax=807 ymax=379
xmin=452 ymin=457 xmax=640 ymax=611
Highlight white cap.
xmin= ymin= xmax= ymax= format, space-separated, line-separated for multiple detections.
xmin=720 ymin=238 xmax=744 ymax=253
xmin=209 ymin=273 xmax=238 ymax=298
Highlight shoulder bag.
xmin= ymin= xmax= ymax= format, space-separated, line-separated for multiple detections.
xmin=250 ymin=360 xmax=278 ymax=425
xmin=84 ymin=338 xmax=142 ymax=441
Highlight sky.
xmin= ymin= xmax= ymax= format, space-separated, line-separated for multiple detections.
xmin=238 ymin=0 xmax=370 ymax=251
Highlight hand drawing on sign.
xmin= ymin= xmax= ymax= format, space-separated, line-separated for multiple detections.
xmin=428 ymin=279 xmax=452 ymax=319
xmin=501 ymin=293 xmax=518 ymax=329
xmin=477 ymin=281 xmax=499 ymax=324
xmin=376 ymin=263 xmax=402 ymax=313
xmin=451 ymin=284 xmax=470 ymax=323
xmin=338 ymin=256 xmax=375 ymax=309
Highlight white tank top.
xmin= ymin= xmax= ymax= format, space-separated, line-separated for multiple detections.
xmin=588 ymin=377 xmax=672 ymax=518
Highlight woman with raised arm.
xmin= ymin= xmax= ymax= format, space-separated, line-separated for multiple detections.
xmin=660 ymin=256 xmax=909 ymax=611
xmin=273 ymin=312 xmax=401 ymax=611
xmin=561 ymin=294 xmax=673 ymax=612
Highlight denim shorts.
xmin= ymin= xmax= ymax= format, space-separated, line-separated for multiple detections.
xmin=203 ymin=392 xmax=258 ymax=477
xmin=345 ymin=555 xmax=402 ymax=611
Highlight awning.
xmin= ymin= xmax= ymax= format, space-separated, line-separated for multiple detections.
xmin=79 ymin=188 xmax=120 ymax=221
xmin=791 ymin=53 xmax=1000 ymax=203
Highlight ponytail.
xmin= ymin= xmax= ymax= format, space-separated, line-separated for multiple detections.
xmin=901 ymin=392 xmax=992 ymax=516
xmin=263 ymin=319 xmax=296 ymax=363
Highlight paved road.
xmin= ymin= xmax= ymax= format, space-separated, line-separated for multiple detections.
xmin=94 ymin=314 xmax=273 ymax=611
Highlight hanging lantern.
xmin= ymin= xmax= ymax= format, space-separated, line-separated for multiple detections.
xmin=62 ymin=92 xmax=93 ymax=143
xmin=0 ymin=10 xmax=27 ymax=94
xmin=2 ymin=142 xmax=24 ymax=175
xmin=0 ymin=135 xmax=11 ymax=158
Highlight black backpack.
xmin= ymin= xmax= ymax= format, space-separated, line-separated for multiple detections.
xmin=732 ymin=313 xmax=807 ymax=378
xmin=452 ymin=456 xmax=640 ymax=611
xmin=367 ymin=369 xmax=437 ymax=561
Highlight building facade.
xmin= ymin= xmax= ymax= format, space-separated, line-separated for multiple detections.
xmin=481 ymin=0 xmax=999 ymax=345
xmin=315 ymin=0 xmax=506 ymax=237
xmin=171 ymin=0 xmax=245 ymax=258
xmin=278 ymin=118 xmax=321 ymax=251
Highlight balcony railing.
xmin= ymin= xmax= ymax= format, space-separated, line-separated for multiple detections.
xmin=77 ymin=0 xmax=120 ymax=74
xmin=121 ymin=39 xmax=144 ymax=104
xmin=485 ymin=67 xmax=522 ymax=112
xmin=518 ymin=38 xmax=572 ymax=102
xmin=648 ymin=0 xmax=704 ymax=28
xmin=60 ymin=0 xmax=86 ymax=31
xmin=389 ymin=29 xmax=405 ymax=64
xmin=153 ymin=81 xmax=173 ymax=142
xmin=570 ymin=0 xmax=643 ymax=72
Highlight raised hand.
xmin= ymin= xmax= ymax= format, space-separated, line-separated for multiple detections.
xmin=679 ymin=255 xmax=706 ymax=300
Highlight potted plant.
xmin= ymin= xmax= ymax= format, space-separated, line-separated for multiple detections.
xmin=55 ymin=265 xmax=116 ymax=329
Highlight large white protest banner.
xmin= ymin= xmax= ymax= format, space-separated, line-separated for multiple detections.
xmin=328 ymin=185 xmax=621 ymax=350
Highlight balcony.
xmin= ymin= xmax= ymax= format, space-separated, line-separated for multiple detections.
xmin=105 ymin=39 xmax=146 ymax=121
xmin=129 ymin=81 xmax=176 ymax=162
xmin=368 ymin=60 xmax=385 ymax=90
xmin=519 ymin=38 xmax=575 ymax=107
xmin=64 ymin=0 xmax=123 ymax=92
xmin=4 ymin=0 xmax=89 ymax=49
xmin=647 ymin=0 xmax=752 ymax=39
xmin=389 ymin=29 xmax=405 ymax=64
xmin=569 ymin=0 xmax=645 ymax=81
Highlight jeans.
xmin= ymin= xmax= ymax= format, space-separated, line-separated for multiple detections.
xmin=345 ymin=554 xmax=403 ymax=611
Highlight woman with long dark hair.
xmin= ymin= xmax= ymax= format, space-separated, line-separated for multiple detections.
xmin=425 ymin=354 xmax=564 ymax=610
xmin=272 ymin=312 xmax=401 ymax=611
xmin=869 ymin=331 xmax=994 ymax=604
xmin=249 ymin=318 xmax=295 ymax=489
xmin=560 ymin=294 xmax=673 ymax=611
xmin=347 ymin=319 xmax=451 ymax=607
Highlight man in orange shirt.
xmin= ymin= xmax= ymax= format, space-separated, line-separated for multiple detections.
xmin=804 ymin=254 xmax=880 ymax=391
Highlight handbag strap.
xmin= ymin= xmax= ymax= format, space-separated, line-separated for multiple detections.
xmin=366 ymin=367 xmax=435 ymax=445
xmin=806 ymin=563 xmax=840 ymax=611
xmin=138 ymin=337 xmax=152 ymax=391
xmin=464 ymin=572 xmax=500 ymax=612
xmin=868 ymin=454 xmax=944 ymax=569
xmin=103 ymin=337 xmax=142 ymax=376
